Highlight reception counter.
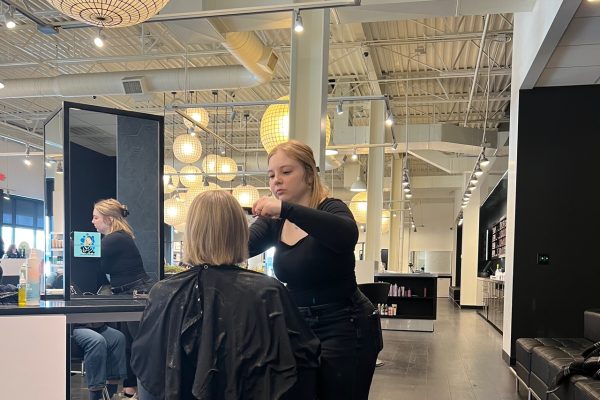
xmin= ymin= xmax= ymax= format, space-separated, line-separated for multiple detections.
xmin=0 ymin=298 xmax=146 ymax=399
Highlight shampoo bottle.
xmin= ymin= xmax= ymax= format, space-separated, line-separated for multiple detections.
xmin=18 ymin=264 xmax=27 ymax=306
xmin=25 ymin=249 xmax=44 ymax=306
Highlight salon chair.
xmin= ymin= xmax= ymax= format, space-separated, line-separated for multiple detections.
xmin=357 ymin=282 xmax=391 ymax=367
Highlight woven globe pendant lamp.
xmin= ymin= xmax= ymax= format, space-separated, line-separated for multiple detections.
xmin=201 ymin=154 xmax=220 ymax=175
xmin=260 ymin=96 xmax=331 ymax=154
xmin=185 ymin=182 xmax=221 ymax=206
xmin=46 ymin=0 xmax=171 ymax=28
xmin=164 ymin=197 xmax=187 ymax=226
xmin=232 ymin=184 xmax=260 ymax=208
xmin=179 ymin=165 xmax=203 ymax=188
xmin=183 ymin=108 xmax=209 ymax=130
xmin=349 ymin=192 xmax=368 ymax=224
xmin=173 ymin=134 xmax=202 ymax=164
xmin=216 ymin=156 xmax=237 ymax=182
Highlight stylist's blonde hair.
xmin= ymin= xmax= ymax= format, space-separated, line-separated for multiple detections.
xmin=94 ymin=198 xmax=135 ymax=238
xmin=268 ymin=140 xmax=329 ymax=208
xmin=184 ymin=191 xmax=249 ymax=266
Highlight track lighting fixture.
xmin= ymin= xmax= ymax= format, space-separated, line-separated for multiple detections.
xmin=3 ymin=189 xmax=10 ymax=200
xmin=23 ymin=144 xmax=31 ymax=166
xmin=385 ymin=111 xmax=394 ymax=127
xmin=470 ymin=175 xmax=478 ymax=185
xmin=293 ymin=9 xmax=304 ymax=33
xmin=474 ymin=164 xmax=484 ymax=177
xmin=94 ymin=29 xmax=105 ymax=48
xmin=4 ymin=5 xmax=16 ymax=29
xmin=336 ymin=101 xmax=344 ymax=115
xmin=480 ymin=152 xmax=490 ymax=168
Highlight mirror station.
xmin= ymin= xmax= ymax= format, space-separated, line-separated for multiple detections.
xmin=0 ymin=102 xmax=163 ymax=399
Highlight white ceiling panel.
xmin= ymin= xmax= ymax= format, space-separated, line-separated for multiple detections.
xmin=547 ymin=44 xmax=600 ymax=67
xmin=537 ymin=65 xmax=600 ymax=86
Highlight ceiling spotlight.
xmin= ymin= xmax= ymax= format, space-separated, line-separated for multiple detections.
xmin=474 ymin=165 xmax=484 ymax=177
xmin=5 ymin=6 xmax=16 ymax=29
xmin=458 ymin=217 xmax=463 ymax=226
xmin=403 ymin=185 xmax=411 ymax=193
xmin=480 ymin=153 xmax=490 ymax=168
xmin=0 ymin=81 xmax=4 ymax=90
xmin=293 ymin=9 xmax=304 ymax=33
xmin=93 ymin=30 xmax=105 ymax=48
xmin=23 ymin=145 xmax=31 ymax=166
xmin=336 ymin=101 xmax=344 ymax=115
xmin=470 ymin=175 xmax=478 ymax=185
xmin=56 ymin=161 xmax=64 ymax=174
xmin=187 ymin=127 xmax=197 ymax=137
xmin=325 ymin=148 xmax=339 ymax=156
xmin=405 ymin=192 xmax=413 ymax=199
xmin=351 ymin=150 xmax=358 ymax=161
xmin=385 ymin=111 xmax=394 ymax=127
xmin=3 ymin=190 xmax=10 ymax=200
xmin=391 ymin=141 xmax=398 ymax=150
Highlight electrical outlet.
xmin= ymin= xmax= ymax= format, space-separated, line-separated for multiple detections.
xmin=537 ymin=254 xmax=550 ymax=265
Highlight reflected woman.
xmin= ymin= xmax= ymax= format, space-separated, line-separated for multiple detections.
xmin=92 ymin=198 xmax=155 ymax=398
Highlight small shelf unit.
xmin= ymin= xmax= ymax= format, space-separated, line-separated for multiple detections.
xmin=375 ymin=273 xmax=438 ymax=320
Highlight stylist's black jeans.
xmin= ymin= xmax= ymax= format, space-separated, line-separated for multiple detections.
xmin=297 ymin=289 xmax=383 ymax=400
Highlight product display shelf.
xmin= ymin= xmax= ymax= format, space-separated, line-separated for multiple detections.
xmin=491 ymin=217 xmax=507 ymax=258
xmin=375 ymin=272 xmax=438 ymax=320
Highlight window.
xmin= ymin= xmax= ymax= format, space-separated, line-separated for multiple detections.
xmin=1 ymin=195 xmax=45 ymax=249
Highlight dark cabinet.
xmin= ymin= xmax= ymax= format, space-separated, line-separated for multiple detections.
xmin=374 ymin=273 xmax=437 ymax=320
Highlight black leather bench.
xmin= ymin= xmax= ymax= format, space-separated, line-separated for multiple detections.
xmin=514 ymin=309 xmax=600 ymax=400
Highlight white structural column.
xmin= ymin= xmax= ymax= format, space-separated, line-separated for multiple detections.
xmin=388 ymin=156 xmax=403 ymax=271
xmin=289 ymin=9 xmax=330 ymax=170
xmin=365 ymin=100 xmax=385 ymax=262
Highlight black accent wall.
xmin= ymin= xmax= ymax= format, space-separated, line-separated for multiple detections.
xmin=69 ymin=142 xmax=116 ymax=293
xmin=478 ymin=175 xmax=507 ymax=273
xmin=117 ymin=115 xmax=161 ymax=280
xmin=509 ymin=85 xmax=600 ymax=360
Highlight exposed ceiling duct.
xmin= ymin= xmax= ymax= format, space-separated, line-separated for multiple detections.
xmin=0 ymin=30 xmax=278 ymax=99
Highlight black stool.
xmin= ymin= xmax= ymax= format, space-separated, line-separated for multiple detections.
xmin=358 ymin=282 xmax=391 ymax=367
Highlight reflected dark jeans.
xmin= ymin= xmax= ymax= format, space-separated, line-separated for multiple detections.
xmin=297 ymin=288 xmax=383 ymax=400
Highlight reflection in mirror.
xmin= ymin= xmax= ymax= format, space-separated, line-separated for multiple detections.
xmin=68 ymin=109 xmax=117 ymax=295
xmin=44 ymin=109 xmax=65 ymax=297
xmin=64 ymin=104 xmax=162 ymax=298
xmin=410 ymin=251 xmax=452 ymax=274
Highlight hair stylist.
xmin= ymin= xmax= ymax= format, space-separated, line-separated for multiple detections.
xmin=249 ymin=140 xmax=383 ymax=400
xmin=92 ymin=198 xmax=156 ymax=398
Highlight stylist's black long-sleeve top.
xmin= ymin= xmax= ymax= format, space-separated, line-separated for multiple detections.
xmin=249 ymin=198 xmax=359 ymax=306
xmin=101 ymin=230 xmax=148 ymax=288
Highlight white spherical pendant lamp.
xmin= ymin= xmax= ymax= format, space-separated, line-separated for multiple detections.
xmin=179 ymin=165 xmax=203 ymax=188
xmin=349 ymin=192 xmax=368 ymax=224
xmin=232 ymin=184 xmax=260 ymax=208
xmin=173 ymin=134 xmax=202 ymax=164
xmin=164 ymin=198 xmax=187 ymax=226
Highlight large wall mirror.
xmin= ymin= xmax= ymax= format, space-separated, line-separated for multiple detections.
xmin=410 ymin=251 xmax=452 ymax=274
xmin=44 ymin=102 xmax=164 ymax=299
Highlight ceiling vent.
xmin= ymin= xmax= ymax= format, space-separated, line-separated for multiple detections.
xmin=121 ymin=76 xmax=147 ymax=95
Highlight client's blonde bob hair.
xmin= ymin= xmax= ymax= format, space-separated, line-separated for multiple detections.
xmin=184 ymin=191 xmax=249 ymax=266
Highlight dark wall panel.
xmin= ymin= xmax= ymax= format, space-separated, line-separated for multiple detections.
xmin=117 ymin=116 xmax=161 ymax=280
xmin=510 ymin=85 xmax=600 ymax=358
xmin=69 ymin=142 xmax=116 ymax=293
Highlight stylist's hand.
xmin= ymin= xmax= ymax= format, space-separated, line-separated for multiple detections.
xmin=252 ymin=197 xmax=282 ymax=219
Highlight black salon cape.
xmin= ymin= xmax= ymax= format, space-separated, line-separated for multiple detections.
xmin=131 ymin=264 xmax=320 ymax=400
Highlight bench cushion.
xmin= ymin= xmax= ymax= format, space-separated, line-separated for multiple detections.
xmin=584 ymin=310 xmax=600 ymax=343
xmin=574 ymin=378 xmax=600 ymax=400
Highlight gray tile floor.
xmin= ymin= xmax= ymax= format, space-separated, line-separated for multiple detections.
xmin=370 ymin=299 xmax=526 ymax=400
xmin=71 ymin=299 xmax=526 ymax=399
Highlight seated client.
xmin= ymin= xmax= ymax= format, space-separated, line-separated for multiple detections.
xmin=72 ymin=323 xmax=127 ymax=400
xmin=131 ymin=190 xmax=320 ymax=400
